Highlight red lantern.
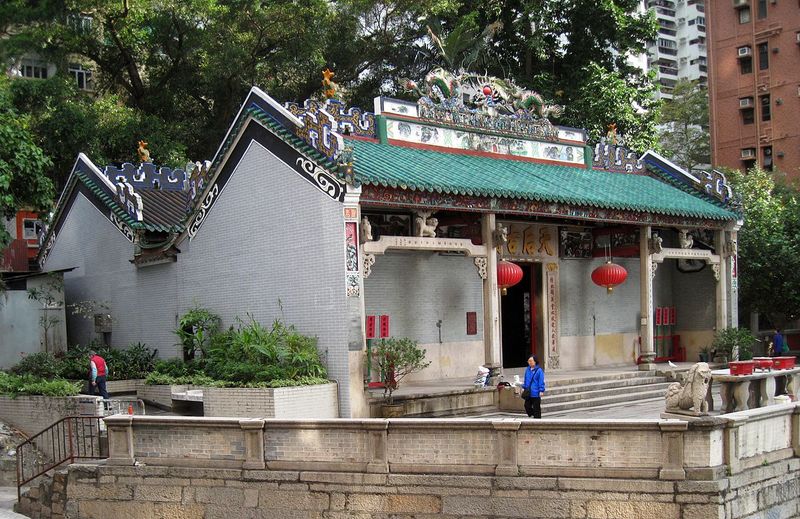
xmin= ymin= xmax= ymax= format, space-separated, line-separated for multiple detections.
xmin=591 ymin=261 xmax=628 ymax=294
xmin=497 ymin=261 xmax=523 ymax=295
xmin=483 ymin=85 xmax=492 ymax=96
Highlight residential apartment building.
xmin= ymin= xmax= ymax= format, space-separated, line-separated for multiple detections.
xmin=4 ymin=13 xmax=95 ymax=92
xmin=707 ymin=0 xmax=800 ymax=177
xmin=645 ymin=0 xmax=708 ymax=99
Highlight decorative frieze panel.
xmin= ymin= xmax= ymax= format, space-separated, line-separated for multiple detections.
xmin=187 ymin=184 xmax=219 ymax=239
xmin=110 ymin=212 xmax=136 ymax=243
xmin=344 ymin=218 xmax=361 ymax=298
xmin=384 ymin=118 xmax=585 ymax=166
xmin=362 ymin=235 xmax=488 ymax=257
xmin=103 ymin=162 xmax=190 ymax=192
xmin=359 ymin=185 xmax=730 ymax=229
xmin=651 ymin=247 xmax=720 ymax=264
xmin=592 ymin=140 xmax=645 ymax=174
xmin=285 ymin=99 xmax=376 ymax=160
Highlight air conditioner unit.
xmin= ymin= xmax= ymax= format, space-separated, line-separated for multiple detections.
xmin=739 ymin=97 xmax=754 ymax=108
xmin=737 ymin=46 xmax=753 ymax=58
xmin=741 ymin=148 xmax=756 ymax=159
xmin=733 ymin=0 xmax=749 ymax=8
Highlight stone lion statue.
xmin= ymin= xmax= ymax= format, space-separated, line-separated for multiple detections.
xmin=665 ymin=362 xmax=711 ymax=415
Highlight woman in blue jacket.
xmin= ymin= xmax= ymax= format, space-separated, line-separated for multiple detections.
xmin=522 ymin=355 xmax=545 ymax=418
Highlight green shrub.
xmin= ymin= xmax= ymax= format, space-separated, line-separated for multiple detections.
xmin=176 ymin=306 xmax=221 ymax=360
xmin=713 ymin=328 xmax=756 ymax=360
xmin=10 ymin=352 xmax=62 ymax=379
xmin=0 ymin=372 xmax=81 ymax=397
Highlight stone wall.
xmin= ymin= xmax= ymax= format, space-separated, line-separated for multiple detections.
xmin=0 ymin=396 xmax=80 ymax=437
xmin=16 ymin=403 xmax=800 ymax=519
xmin=19 ymin=455 xmax=800 ymax=519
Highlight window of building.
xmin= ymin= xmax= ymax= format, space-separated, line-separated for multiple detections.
xmin=757 ymin=0 xmax=767 ymax=19
xmin=760 ymin=95 xmax=771 ymax=121
xmin=739 ymin=7 xmax=751 ymax=24
xmin=66 ymin=13 xmax=93 ymax=32
xmin=740 ymin=57 xmax=753 ymax=74
xmin=758 ymin=43 xmax=769 ymax=70
xmin=68 ymin=63 xmax=93 ymax=91
xmin=742 ymin=108 xmax=755 ymax=125
xmin=763 ymin=146 xmax=773 ymax=171
xmin=22 ymin=219 xmax=43 ymax=240
xmin=20 ymin=59 xmax=48 ymax=79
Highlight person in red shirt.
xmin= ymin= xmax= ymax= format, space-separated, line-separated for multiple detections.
xmin=88 ymin=351 xmax=110 ymax=399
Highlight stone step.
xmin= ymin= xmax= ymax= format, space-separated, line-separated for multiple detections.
xmin=545 ymin=370 xmax=658 ymax=388
xmin=544 ymin=382 xmax=673 ymax=405
xmin=544 ymin=376 xmax=670 ymax=396
xmin=542 ymin=387 xmax=668 ymax=414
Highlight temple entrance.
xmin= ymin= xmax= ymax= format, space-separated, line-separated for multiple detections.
xmin=501 ymin=263 xmax=544 ymax=368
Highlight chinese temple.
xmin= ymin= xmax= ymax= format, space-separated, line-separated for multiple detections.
xmin=38 ymin=70 xmax=741 ymax=417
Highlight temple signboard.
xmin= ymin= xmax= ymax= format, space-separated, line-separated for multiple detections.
xmin=496 ymin=222 xmax=558 ymax=261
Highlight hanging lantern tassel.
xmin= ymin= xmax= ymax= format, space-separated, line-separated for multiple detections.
xmin=591 ymin=261 xmax=628 ymax=294
xmin=497 ymin=260 xmax=523 ymax=296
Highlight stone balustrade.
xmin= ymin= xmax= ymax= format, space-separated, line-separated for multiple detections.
xmin=103 ymin=402 xmax=800 ymax=480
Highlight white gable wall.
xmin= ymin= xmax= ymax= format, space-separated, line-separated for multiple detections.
xmin=42 ymin=194 xmax=180 ymax=356
xmin=178 ymin=142 xmax=351 ymax=414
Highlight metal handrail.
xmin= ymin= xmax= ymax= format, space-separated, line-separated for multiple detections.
xmin=16 ymin=416 xmax=106 ymax=500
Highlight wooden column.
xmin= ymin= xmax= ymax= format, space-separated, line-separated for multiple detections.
xmin=639 ymin=225 xmax=656 ymax=370
xmin=482 ymin=213 xmax=502 ymax=369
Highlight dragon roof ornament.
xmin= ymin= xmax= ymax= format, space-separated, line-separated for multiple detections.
xmin=403 ymin=68 xmax=564 ymax=141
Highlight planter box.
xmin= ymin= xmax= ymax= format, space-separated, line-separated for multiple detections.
xmin=753 ymin=357 xmax=773 ymax=371
xmin=774 ymin=356 xmax=796 ymax=370
xmin=203 ymin=382 xmax=338 ymax=418
xmin=729 ymin=361 xmax=755 ymax=376
xmin=137 ymin=384 xmax=188 ymax=409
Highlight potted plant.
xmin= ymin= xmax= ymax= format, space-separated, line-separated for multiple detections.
xmin=698 ymin=346 xmax=711 ymax=363
xmin=372 ymin=337 xmax=431 ymax=417
xmin=712 ymin=328 xmax=756 ymax=363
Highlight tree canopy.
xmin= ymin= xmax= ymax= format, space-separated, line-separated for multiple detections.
xmin=658 ymin=80 xmax=710 ymax=173
xmin=1 ymin=0 xmax=661 ymax=189
xmin=0 ymin=77 xmax=54 ymax=249
xmin=729 ymin=167 xmax=800 ymax=328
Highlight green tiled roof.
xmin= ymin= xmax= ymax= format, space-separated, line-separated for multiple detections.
xmin=351 ymin=140 xmax=737 ymax=221
xmin=74 ymin=171 xmax=185 ymax=233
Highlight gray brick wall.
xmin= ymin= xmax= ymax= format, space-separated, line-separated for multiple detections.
xmin=177 ymin=143 xmax=351 ymax=415
xmin=364 ymin=253 xmax=484 ymax=343
xmin=43 ymin=195 xmax=179 ymax=355
xmin=560 ymin=257 xmax=641 ymax=337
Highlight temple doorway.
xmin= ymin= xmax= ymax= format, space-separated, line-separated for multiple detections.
xmin=501 ymin=263 xmax=544 ymax=368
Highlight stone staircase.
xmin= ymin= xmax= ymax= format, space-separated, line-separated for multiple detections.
xmin=498 ymin=370 xmax=673 ymax=415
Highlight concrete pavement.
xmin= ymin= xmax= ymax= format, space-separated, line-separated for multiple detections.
xmin=0 ymin=488 xmax=28 ymax=518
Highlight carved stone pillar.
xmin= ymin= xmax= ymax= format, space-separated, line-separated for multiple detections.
xmin=714 ymin=229 xmax=729 ymax=333
xmin=659 ymin=421 xmax=687 ymax=480
xmin=366 ymin=422 xmax=389 ymax=473
xmin=639 ymin=225 xmax=656 ymax=370
xmin=493 ymin=421 xmax=520 ymax=476
xmin=240 ymin=419 xmax=265 ymax=469
xmin=727 ymin=229 xmax=739 ymax=329
xmin=482 ymin=213 xmax=502 ymax=368
xmin=105 ymin=416 xmax=135 ymax=465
